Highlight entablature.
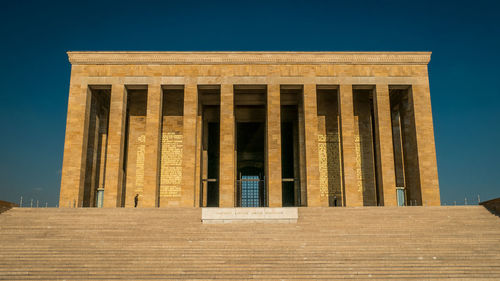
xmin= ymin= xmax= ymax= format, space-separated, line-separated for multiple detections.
xmin=67 ymin=51 xmax=431 ymax=65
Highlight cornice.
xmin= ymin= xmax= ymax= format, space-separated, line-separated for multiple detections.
xmin=67 ymin=51 xmax=431 ymax=65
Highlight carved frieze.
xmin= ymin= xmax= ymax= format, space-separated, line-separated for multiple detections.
xmin=68 ymin=51 xmax=431 ymax=65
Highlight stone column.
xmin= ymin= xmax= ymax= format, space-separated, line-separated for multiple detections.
xmin=412 ymin=79 xmax=440 ymax=206
xmin=59 ymin=77 xmax=91 ymax=208
xmin=219 ymin=84 xmax=235 ymax=207
xmin=339 ymin=84 xmax=362 ymax=206
xmin=142 ymin=84 xmax=163 ymax=207
xmin=181 ymin=83 xmax=198 ymax=207
xmin=373 ymin=84 xmax=397 ymax=206
xmin=267 ymin=84 xmax=282 ymax=207
xmin=103 ymin=84 xmax=127 ymax=207
xmin=303 ymin=84 xmax=322 ymax=207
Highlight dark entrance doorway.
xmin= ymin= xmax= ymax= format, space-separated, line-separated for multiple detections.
xmin=205 ymin=122 xmax=220 ymax=207
xmin=239 ymin=175 xmax=263 ymax=207
xmin=236 ymin=122 xmax=265 ymax=207
xmin=281 ymin=121 xmax=296 ymax=206
xmin=280 ymin=85 xmax=306 ymax=207
xmin=199 ymin=86 xmax=221 ymax=207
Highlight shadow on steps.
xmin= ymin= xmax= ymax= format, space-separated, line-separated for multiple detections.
xmin=0 ymin=200 xmax=18 ymax=214
xmin=480 ymin=197 xmax=500 ymax=218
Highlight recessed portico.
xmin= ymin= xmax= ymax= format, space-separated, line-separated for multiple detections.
xmin=59 ymin=52 xmax=440 ymax=208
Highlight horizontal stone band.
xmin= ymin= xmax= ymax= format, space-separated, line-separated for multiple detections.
xmin=68 ymin=51 xmax=431 ymax=65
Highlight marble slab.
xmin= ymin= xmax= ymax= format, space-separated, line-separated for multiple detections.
xmin=202 ymin=207 xmax=298 ymax=224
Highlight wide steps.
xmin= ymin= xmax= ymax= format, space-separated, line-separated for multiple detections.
xmin=0 ymin=206 xmax=499 ymax=280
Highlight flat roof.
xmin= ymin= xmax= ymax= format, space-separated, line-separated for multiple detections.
xmin=67 ymin=51 xmax=431 ymax=65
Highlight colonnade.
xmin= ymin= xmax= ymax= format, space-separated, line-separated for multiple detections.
xmin=60 ymin=79 xmax=440 ymax=208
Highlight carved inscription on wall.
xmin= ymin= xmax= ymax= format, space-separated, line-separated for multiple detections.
xmin=353 ymin=94 xmax=378 ymax=206
xmin=354 ymin=135 xmax=363 ymax=193
xmin=160 ymin=118 xmax=183 ymax=198
xmin=318 ymin=133 xmax=342 ymax=198
xmin=135 ymin=135 xmax=145 ymax=194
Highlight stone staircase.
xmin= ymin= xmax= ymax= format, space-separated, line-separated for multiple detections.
xmin=0 ymin=206 xmax=499 ymax=280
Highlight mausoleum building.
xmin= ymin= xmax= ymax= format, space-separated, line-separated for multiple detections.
xmin=59 ymin=51 xmax=440 ymax=208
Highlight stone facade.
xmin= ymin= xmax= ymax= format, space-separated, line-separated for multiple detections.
xmin=59 ymin=52 xmax=440 ymax=208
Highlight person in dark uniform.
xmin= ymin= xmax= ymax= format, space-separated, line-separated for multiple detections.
xmin=134 ymin=194 xmax=139 ymax=208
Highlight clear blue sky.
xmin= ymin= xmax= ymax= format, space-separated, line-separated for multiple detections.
xmin=1 ymin=0 xmax=499 ymax=207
